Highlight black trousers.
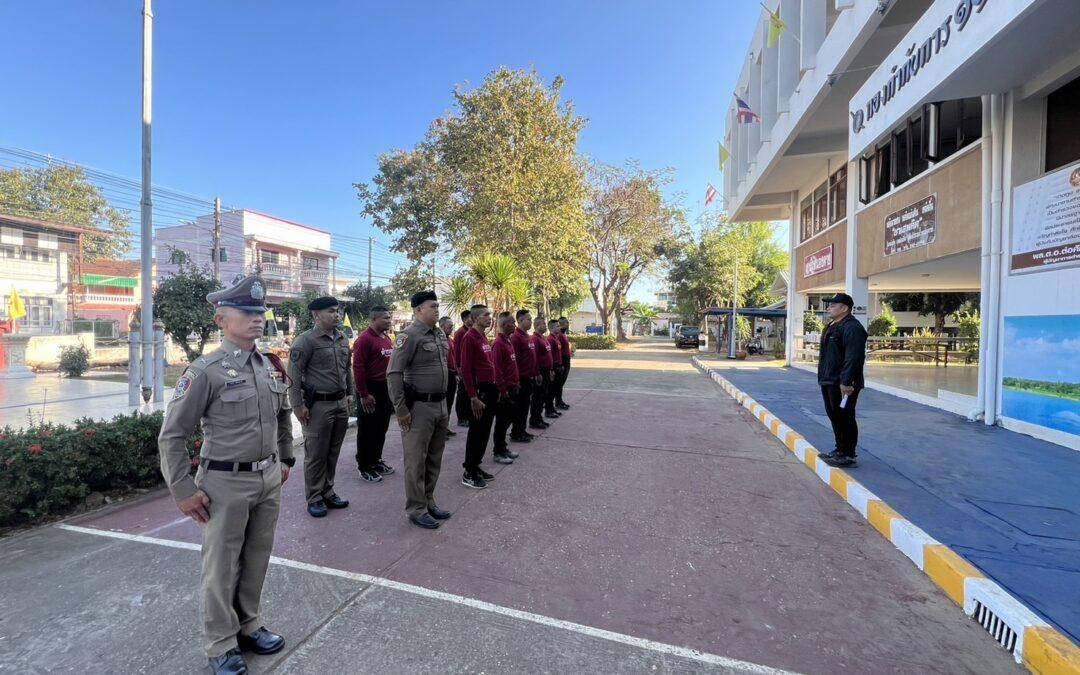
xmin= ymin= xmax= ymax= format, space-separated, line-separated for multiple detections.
xmin=512 ymin=378 xmax=534 ymax=436
xmin=493 ymin=386 xmax=518 ymax=453
xmin=547 ymin=366 xmax=563 ymax=412
xmin=356 ymin=380 xmax=393 ymax=470
xmin=446 ymin=371 xmax=458 ymax=424
xmin=531 ymin=371 xmax=549 ymax=422
xmin=554 ymin=359 xmax=571 ymax=404
xmin=463 ymin=383 xmax=498 ymax=471
xmin=821 ymin=385 xmax=860 ymax=457
xmin=455 ymin=378 xmax=472 ymax=425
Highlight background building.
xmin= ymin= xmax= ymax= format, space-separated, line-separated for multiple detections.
xmin=724 ymin=0 xmax=1080 ymax=449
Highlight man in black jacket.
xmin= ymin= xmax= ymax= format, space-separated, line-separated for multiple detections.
xmin=816 ymin=293 xmax=867 ymax=468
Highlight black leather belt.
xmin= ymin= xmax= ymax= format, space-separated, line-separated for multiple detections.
xmin=412 ymin=391 xmax=445 ymax=402
xmin=202 ymin=454 xmax=277 ymax=472
xmin=313 ymin=390 xmax=346 ymax=402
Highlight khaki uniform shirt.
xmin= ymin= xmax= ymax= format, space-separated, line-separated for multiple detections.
xmin=158 ymin=339 xmax=293 ymax=503
xmin=386 ymin=319 xmax=450 ymax=417
xmin=287 ymin=325 xmax=356 ymax=407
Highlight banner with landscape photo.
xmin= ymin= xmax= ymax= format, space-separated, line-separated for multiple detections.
xmin=1001 ymin=315 xmax=1080 ymax=435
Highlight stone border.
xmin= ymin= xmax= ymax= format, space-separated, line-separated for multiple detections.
xmin=692 ymin=357 xmax=1080 ymax=674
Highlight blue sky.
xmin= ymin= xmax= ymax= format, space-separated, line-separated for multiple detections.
xmin=0 ymin=1 xmax=761 ymax=301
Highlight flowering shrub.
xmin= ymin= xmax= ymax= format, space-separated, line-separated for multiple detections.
xmin=0 ymin=412 xmax=201 ymax=528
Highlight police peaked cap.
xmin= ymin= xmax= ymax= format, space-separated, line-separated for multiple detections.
xmin=206 ymin=274 xmax=268 ymax=312
xmin=307 ymin=296 xmax=339 ymax=311
xmin=411 ymin=290 xmax=437 ymax=308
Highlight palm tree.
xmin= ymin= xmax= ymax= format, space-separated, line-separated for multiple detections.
xmin=445 ymin=275 xmax=476 ymax=317
xmin=468 ymin=253 xmax=525 ymax=315
xmin=630 ymin=301 xmax=659 ymax=334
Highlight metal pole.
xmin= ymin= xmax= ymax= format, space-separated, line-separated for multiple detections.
xmin=152 ymin=318 xmax=165 ymax=402
xmin=139 ymin=0 xmax=155 ymax=401
xmin=367 ymin=237 xmax=373 ymax=289
xmin=128 ymin=320 xmax=141 ymax=406
xmin=728 ymin=245 xmax=739 ymax=359
xmin=212 ymin=196 xmax=222 ymax=282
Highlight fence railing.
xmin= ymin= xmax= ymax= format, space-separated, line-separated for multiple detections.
xmin=794 ymin=335 xmax=979 ymax=367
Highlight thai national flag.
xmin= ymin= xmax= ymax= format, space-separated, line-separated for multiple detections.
xmin=735 ymin=95 xmax=760 ymax=123
xmin=705 ymin=183 xmax=717 ymax=206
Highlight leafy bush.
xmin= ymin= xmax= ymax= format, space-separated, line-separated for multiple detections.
xmin=654 ymin=327 xmax=670 ymax=337
xmin=0 ymin=412 xmax=200 ymax=528
xmin=953 ymin=310 xmax=980 ymax=358
xmin=735 ymin=316 xmax=752 ymax=344
xmin=803 ymin=310 xmax=824 ymax=334
xmin=908 ymin=326 xmax=939 ymax=349
xmin=568 ymin=333 xmax=616 ymax=350
xmin=868 ymin=307 xmax=899 ymax=337
xmin=58 ymin=344 xmax=91 ymax=377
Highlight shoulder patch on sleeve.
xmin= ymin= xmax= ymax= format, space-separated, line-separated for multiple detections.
xmin=173 ymin=374 xmax=193 ymax=400
xmin=395 ymin=334 xmax=409 ymax=348
xmin=290 ymin=348 xmax=303 ymax=362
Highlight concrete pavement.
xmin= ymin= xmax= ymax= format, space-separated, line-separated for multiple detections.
xmin=0 ymin=341 xmax=1019 ymax=673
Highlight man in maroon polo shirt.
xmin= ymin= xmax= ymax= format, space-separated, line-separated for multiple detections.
xmin=510 ymin=309 xmax=541 ymax=439
xmin=438 ymin=315 xmax=458 ymax=438
xmin=530 ymin=318 xmax=554 ymax=428
xmin=545 ymin=319 xmax=564 ymax=418
xmin=352 ymin=305 xmax=396 ymax=482
xmin=458 ymin=304 xmax=498 ymax=488
xmin=554 ymin=316 xmax=573 ymax=410
xmin=491 ymin=311 xmax=524 ymax=461
xmin=452 ymin=310 xmax=473 ymax=428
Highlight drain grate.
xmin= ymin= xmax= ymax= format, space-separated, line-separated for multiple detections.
xmin=973 ymin=600 xmax=1019 ymax=654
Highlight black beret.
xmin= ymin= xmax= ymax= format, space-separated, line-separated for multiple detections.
xmin=307 ymin=296 xmax=339 ymax=311
xmin=411 ymin=290 xmax=437 ymax=308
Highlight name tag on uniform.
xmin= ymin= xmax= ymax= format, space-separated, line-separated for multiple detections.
xmin=529 ymin=343 xmax=536 ymax=350
xmin=482 ymin=344 xmax=492 ymax=353
xmin=381 ymin=348 xmax=394 ymax=357
xmin=225 ymin=379 xmax=248 ymax=388
xmin=510 ymin=354 xmax=516 ymax=360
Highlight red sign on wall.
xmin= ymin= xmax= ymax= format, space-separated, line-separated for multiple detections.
xmin=804 ymin=244 xmax=834 ymax=278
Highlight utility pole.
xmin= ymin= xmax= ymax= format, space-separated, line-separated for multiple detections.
xmin=367 ymin=237 xmax=373 ymax=289
xmin=137 ymin=0 xmax=157 ymax=402
xmin=728 ymin=245 xmax=739 ymax=359
xmin=212 ymin=196 xmax=222 ymax=282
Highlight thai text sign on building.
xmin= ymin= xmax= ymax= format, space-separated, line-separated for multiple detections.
xmin=804 ymin=244 xmax=834 ymax=278
xmin=1011 ymin=163 xmax=1080 ymax=273
xmin=885 ymin=195 xmax=937 ymax=256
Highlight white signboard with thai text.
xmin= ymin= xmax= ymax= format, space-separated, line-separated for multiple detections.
xmin=1011 ymin=161 xmax=1080 ymax=274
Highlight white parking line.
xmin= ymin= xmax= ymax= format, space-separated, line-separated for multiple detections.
xmin=57 ymin=523 xmax=796 ymax=674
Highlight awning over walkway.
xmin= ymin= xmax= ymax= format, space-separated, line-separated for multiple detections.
xmin=704 ymin=307 xmax=787 ymax=318
xmin=82 ymin=274 xmax=137 ymax=288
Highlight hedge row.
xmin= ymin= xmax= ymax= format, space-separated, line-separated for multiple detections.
xmin=568 ymin=333 xmax=616 ymax=350
xmin=0 ymin=412 xmax=200 ymax=529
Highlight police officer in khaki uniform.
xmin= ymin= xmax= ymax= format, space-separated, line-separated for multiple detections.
xmin=386 ymin=290 xmax=452 ymax=529
xmin=287 ymin=296 xmax=355 ymax=518
xmin=158 ymin=275 xmax=294 ymax=675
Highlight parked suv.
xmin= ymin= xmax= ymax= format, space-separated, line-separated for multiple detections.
xmin=674 ymin=325 xmax=700 ymax=348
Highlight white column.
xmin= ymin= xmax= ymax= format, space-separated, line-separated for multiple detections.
xmin=800 ymin=0 xmax=825 ymax=72
xmin=748 ymin=60 xmax=762 ymax=169
xmin=787 ymin=192 xmax=800 ymax=366
xmin=761 ymin=18 xmax=779 ymax=144
xmin=777 ymin=0 xmax=800 ymax=114
xmin=844 ymin=158 xmax=868 ymax=326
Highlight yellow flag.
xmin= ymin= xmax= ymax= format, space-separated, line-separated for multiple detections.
xmin=765 ymin=3 xmax=786 ymax=48
xmin=8 ymin=287 xmax=27 ymax=321
xmin=264 ymin=309 xmax=276 ymax=321
xmin=718 ymin=142 xmax=731 ymax=169
xmin=343 ymin=313 xmax=353 ymax=329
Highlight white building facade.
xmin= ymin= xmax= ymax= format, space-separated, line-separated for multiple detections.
xmin=155 ymin=209 xmax=339 ymax=305
xmin=724 ymin=0 xmax=1080 ymax=449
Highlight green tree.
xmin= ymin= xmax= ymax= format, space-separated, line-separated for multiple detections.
xmin=341 ymin=284 xmax=398 ymax=328
xmin=585 ymin=162 xmax=685 ymax=339
xmin=666 ymin=215 xmax=787 ymax=324
xmin=0 ymin=165 xmax=133 ymax=262
xmin=803 ymin=310 xmax=824 ymax=334
xmin=273 ymin=290 xmax=324 ymax=336
xmin=153 ymin=261 xmax=223 ymax=361
xmin=629 ymin=301 xmax=659 ymax=331
xmin=444 ymin=275 xmax=476 ymax=318
xmin=867 ymin=306 xmax=899 ymax=337
xmin=356 ymin=67 xmax=589 ymax=303
xmin=882 ymin=292 xmax=978 ymax=334
xmin=467 ymin=253 xmax=535 ymax=315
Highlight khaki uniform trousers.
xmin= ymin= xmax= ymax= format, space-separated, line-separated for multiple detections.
xmin=401 ymin=400 xmax=448 ymax=518
xmin=195 ymin=461 xmax=282 ymax=658
xmin=302 ymin=398 xmax=350 ymax=503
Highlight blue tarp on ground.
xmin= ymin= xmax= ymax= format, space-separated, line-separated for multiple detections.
xmin=713 ymin=364 xmax=1080 ymax=643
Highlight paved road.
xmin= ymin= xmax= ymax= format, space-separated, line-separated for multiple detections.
xmin=0 ymin=341 xmax=1018 ymax=673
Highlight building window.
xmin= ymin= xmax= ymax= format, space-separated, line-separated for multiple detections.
xmin=2 ymin=296 xmax=53 ymax=328
xmin=800 ymin=195 xmax=813 ymax=241
xmin=259 ymin=250 xmax=280 ymax=265
xmin=209 ymin=247 xmax=228 ymax=262
xmin=1046 ymin=75 xmax=1080 ymax=172
xmin=812 ymin=182 xmax=828 ymax=237
xmin=303 ymin=257 xmax=320 ymax=270
xmin=828 ymin=165 xmax=847 ymax=225
xmin=860 ymin=98 xmax=981 ymax=205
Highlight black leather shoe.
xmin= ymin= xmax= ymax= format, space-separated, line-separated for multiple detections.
xmin=544 ymin=411 xmax=561 ymax=419
xmin=410 ymin=513 xmax=441 ymax=529
xmin=237 ymin=627 xmax=285 ymax=655
xmin=307 ymin=500 xmax=328 ymax=518
xmin=529 ymin=421 xmax=550 ymax=429
xmin=209 ymin=648 xmax=247 ymax=674
xmin=556 ymin=402 xmax=570 ymax=410
xmin=428 ymin=506 xmax=452 ymax=520
xmin=324 ymin=494 xmax=349 ymax=509
xmin=493 ymin=453 xmax=514 ymax=464
xmin=510 ymin=434 xmax=532 ymax=443
xmin=446 ymin=429 xmax=457 ymax=437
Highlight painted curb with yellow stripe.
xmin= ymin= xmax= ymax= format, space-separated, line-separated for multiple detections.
xmin=692 ymin=357 xmax=1080 ymax=674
